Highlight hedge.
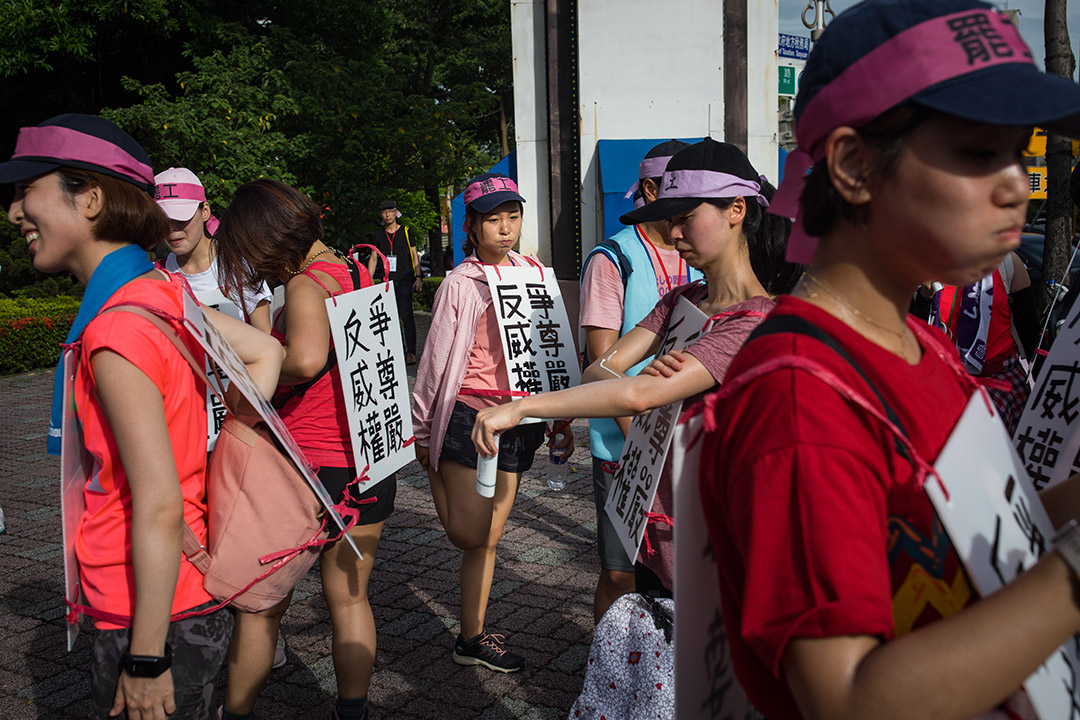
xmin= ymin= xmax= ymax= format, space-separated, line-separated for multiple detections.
xmin=1 ymin=280 xmax=445 ymax=375
xmin=413 ymin=277 xmax=443 ymax=312
xmin=0 ymin=297 xmax=81 ymax=374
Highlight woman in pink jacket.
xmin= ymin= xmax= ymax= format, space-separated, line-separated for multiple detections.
xmin=413 ymin=173 xmax=569 ymax=672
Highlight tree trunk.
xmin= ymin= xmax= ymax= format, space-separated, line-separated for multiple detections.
xmin=1044 ymin=0 xmax=1075 ymax=312
xmin=499 ymin=94 xmax=510 ymax=158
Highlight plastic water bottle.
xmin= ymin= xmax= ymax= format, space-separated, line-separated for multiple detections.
xmin=476 ymin=434 xmax=499 ymax=498
xmin=0 ymin=505 xmax=6 ymax=534
xmin=547 ymin=434 xmax=569 ymax=491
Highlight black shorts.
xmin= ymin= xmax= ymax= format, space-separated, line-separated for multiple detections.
xmin=318 ymin=466 xmax=396 ymax=525
xmin=439 ymin=400 xmax=546 ymax=474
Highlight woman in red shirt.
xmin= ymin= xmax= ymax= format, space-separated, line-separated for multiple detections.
xmin=0 ymin=114 xmax=282 ymax=720
xmin=700 ymin=2 xmax=1080 ymax=719
xmin=215 ymin=180 xmax=389 ymax=720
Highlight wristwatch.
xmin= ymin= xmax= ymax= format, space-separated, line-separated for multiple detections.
xmin=1054 ymin=519 xmax=1080 ymax=578
xmin=119 ymin=644 xmax=172 ymax=678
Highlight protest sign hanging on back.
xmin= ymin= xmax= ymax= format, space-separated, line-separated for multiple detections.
xmin=927 ymin=392 xmax=1080 ymax=718
xmin=60 ymin=350 xmax=89 ymax=651
xmin=672 ymin=412 xmax=762 ymax=720
xmin=199 ymin=290 xmax=241 ymax=452
xmin=1013 ymin=299 xmax=1080 ymax=491
xmin=605 ymin=296 xmax=709 ymax=563
xmin=325 ymin=282 xmax=414 ymax=485
xmin=482 ymin=263 xmax=581 ymax=398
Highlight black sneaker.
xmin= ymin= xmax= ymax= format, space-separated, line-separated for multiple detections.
xmin=452 ymin=632 xmax=525 ymax=672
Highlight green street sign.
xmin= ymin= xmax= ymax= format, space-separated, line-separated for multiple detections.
xmin=779 ymin=66 xmax=796 ymax=96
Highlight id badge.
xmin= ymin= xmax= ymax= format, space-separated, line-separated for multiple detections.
xmin=388 ymin=256 xmax=398 ymax=273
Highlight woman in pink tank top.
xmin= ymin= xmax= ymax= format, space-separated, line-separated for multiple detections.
xmin=215 ymin=179 xmax=387 ymax=720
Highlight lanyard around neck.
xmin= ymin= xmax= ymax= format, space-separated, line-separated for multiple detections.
xmin=635 ymin=224 xmax=684 ymax=296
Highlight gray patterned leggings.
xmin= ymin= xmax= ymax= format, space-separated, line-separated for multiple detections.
xmin=90 ymin=603 xmax=234 ymax=719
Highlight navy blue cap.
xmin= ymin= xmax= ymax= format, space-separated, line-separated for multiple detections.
xmin=0 ymin=114 xmax=155 ymax=196
xmin=796 ymin=0 xmax=1080 ymax=138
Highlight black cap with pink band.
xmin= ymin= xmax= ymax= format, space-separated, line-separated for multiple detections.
xmin=771 ymin=0 xmax=1080 ymax=264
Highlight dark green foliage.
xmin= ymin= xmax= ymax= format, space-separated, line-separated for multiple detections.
xmin=413 ymin=276 xmax=443 ymax=312
xmin=0 ymin=296 xmax=81 ymax=374
xmin=0 ymin=216 xmax=82 ymax=299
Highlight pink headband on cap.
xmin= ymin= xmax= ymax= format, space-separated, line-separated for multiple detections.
xmin=460 ymin=176 xmax=522 ymax=233
xmin=155 ymin=180 xmax=221 ymax=235
xmin=771 ymin=8 xmax=1033 ymax=263
xmin=462 ymin=175 xmax=520 ymax=206
xmin=624 ymin=155 xmax=676 ymax=199
xmin=13 ymin=125 xmax=155 ymax=187
xmin=657 ymin=169 xmax=770 ymax=207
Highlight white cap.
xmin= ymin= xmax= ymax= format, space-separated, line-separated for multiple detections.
xmin=153 ymin=167 xmax=206 ymax=222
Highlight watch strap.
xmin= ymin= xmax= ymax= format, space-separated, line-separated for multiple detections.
xmin=120 ymin=643 xmax=172 ymax=678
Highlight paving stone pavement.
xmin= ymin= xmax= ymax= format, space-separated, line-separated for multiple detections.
xmin=0 ymin=311 xmax=601 ymax=719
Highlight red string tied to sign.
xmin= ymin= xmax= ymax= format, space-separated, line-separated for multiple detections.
xmin=641 ymin=512 xmax=674 ymax=557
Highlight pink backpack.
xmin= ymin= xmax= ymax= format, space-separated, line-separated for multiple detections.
xmin=69 ymin=303 xmax=356 ymax=625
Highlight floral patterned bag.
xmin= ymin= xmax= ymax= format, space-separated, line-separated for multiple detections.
xmin=569 ymin=593 xmax=675 ymax=719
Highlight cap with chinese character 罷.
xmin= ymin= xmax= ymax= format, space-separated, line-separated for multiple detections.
xmin=770 ymin=0 xmax=1080 ymax=264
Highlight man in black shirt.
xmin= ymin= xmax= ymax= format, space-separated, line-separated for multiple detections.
xmin=368 ymin=200 xmax=422 ymax=364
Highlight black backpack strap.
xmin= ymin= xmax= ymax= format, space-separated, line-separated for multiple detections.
xmin=271 ymin=253 xmax=363 ymax=411
xmin=584 ymin=239 xmax=634 ymax=287
xmin=747 ymin=314 xmax=912 ymax=463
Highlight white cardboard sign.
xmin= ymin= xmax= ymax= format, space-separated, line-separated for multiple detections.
xmin=605 ymin=296 xmax=709 ymax=562
xmin=927 ymin=392 xmax=1080 ymax=719
xmin=60 ymin=350 xmax=90 ymax=651
xmin=483 ymin=264 xmax=581 ymax=397
xmin=325 ymin=284 xmax=414 ymax=486
xmin=673 ymin=413 xmax=762 ymax=720
xmin=1014 ymin=298 xmax=1080 ymax=491
xmin=200 ymin=293 xmax=242 ymax=452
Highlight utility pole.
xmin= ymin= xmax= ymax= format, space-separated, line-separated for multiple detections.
xmin=802 ymin=0 xmax=834 ymax=43
xmin=1044 ymin=0 xmax=1076 ymax=309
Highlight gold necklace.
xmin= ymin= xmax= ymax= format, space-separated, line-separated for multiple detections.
xmin=801 ymin=272 xmax=915 ymax=362
xmin=289 ymin=247 xmax=331 ymax=275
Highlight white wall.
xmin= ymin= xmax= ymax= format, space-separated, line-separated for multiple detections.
xmin=511 ymin=0 xmax=779 ymax=260
xmin=748 ymin=1 xmax=780 ymax=183
xmin=577 ymin=0 xmax=726 ymax=254
xmin=510 ymin=0 xmax=549 ymax=259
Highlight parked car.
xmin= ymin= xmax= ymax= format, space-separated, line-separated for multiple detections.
xmin=1016 ymin=221 xmax=1080 ymax=289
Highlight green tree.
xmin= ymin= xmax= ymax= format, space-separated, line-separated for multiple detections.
xmin=0 ymin=216 xmax=81 ymax=298
xmin=104 ymin=40 xmax=312 ymax=210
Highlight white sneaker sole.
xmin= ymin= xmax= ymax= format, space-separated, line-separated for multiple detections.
xmin=452 ymin=649 xmax=523 ymax=673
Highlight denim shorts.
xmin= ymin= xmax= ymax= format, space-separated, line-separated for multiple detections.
xmin=439 ymin=400 xmax=546 ymax=473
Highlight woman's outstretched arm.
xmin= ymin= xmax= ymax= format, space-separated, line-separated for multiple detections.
xmin=472 ymin=352 xmax=716 ymax=456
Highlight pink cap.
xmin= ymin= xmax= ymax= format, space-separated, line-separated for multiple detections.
xmin=154 ymin=167 xmax=219 ymax=235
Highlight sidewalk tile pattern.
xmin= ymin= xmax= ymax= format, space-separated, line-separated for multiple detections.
xmin=0 ymin=311 xmax=610 ymax=718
